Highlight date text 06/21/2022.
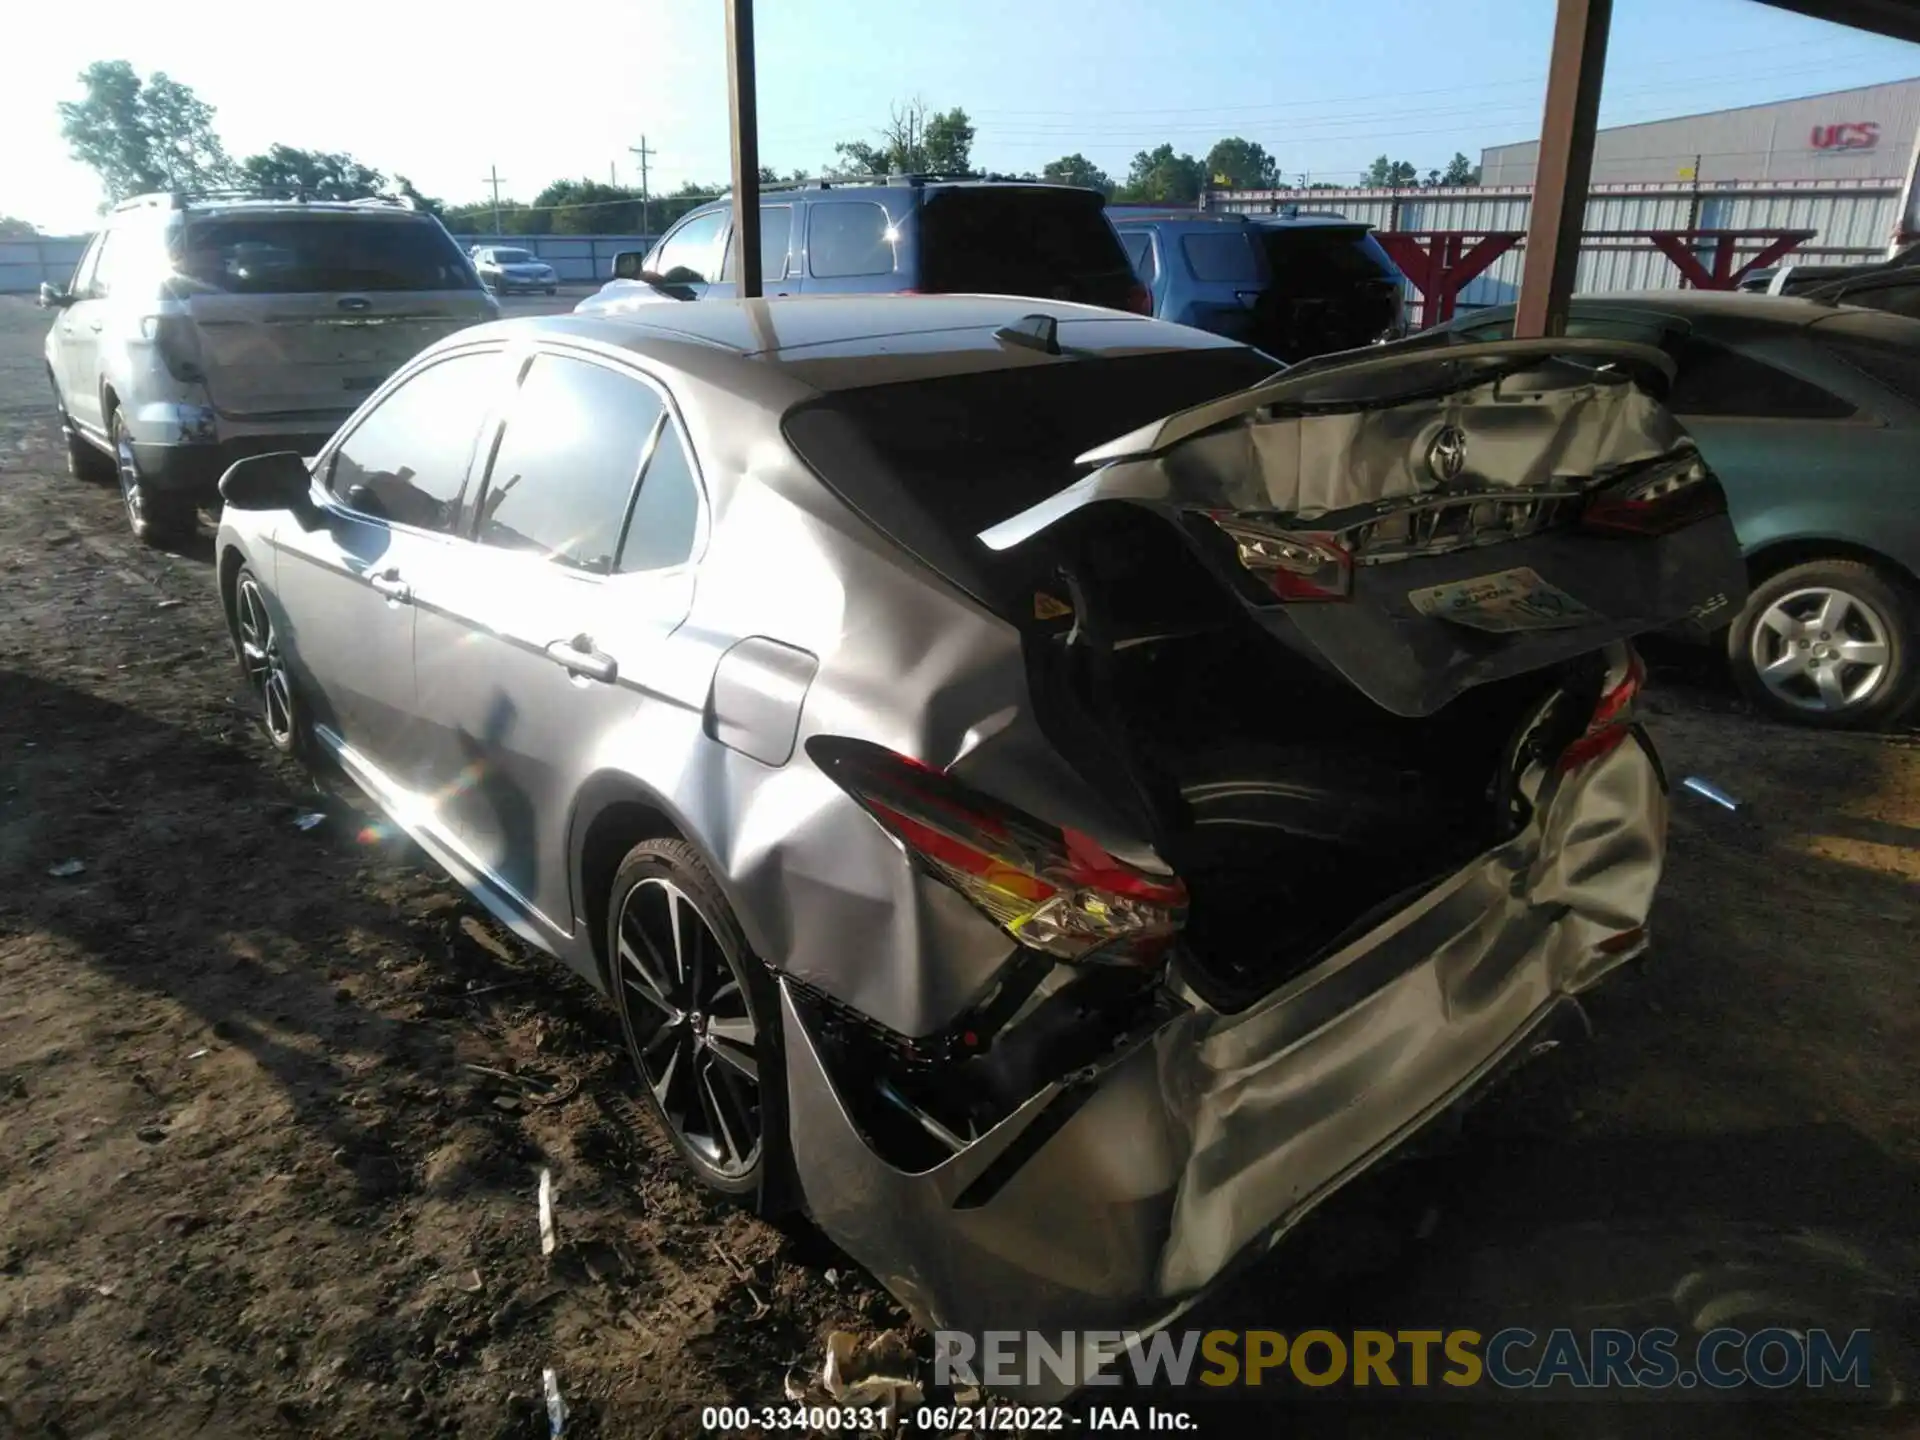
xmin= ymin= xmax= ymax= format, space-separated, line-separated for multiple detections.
xmin=699 ymin=1404 xmax=1197 ymax=1431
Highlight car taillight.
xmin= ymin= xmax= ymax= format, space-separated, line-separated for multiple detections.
xmin=1558 ymin=646 xmax=1644 ymax=771
xmin=137 ymin=314 xmax=204 ymax=384
xmin=807 ymin=735 xmax=1187 ymax=963
xmin=1124 ymin=281 xmax=1153 ymax=316
xmin=1206 ymin=514 xmax=1353 ymax=601
xmin=1581 ymin=457 xmax=1726 ymax=536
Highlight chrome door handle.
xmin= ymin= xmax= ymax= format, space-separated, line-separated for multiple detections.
xmin=369 ymin=571 xmax=412 ymax=602
xmin=545 ymin=636 xmax=617 ymax=684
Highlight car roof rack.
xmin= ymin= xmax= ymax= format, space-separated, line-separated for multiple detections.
xmin=110 ymin=188 xmax=421 ymax=213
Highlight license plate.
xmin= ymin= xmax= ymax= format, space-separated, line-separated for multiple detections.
xmin=1407 ymin=566 xmax=1598 ymax=633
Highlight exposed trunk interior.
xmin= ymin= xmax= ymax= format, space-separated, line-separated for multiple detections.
xmin=1013 ymin=506 xmax=1601 ymax=1011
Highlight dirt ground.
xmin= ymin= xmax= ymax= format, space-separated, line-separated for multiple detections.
xmin=2 ymin=291 xmax=1918 ymax=1440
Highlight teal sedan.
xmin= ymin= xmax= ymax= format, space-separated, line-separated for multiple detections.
xmin=1438 ymin=293 xmax=1920 ymax=729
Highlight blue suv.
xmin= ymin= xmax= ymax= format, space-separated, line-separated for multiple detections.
xmin=580 ymin=176 xmax=1150 ymax=314
xmin=1109 ymin=209 xmax=1405 ymax=360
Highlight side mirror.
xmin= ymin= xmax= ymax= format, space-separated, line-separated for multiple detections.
xmin=220 ymin=451 xmax=316 ymax=524
xmin=612 ymin=250 xmax=646 ymax=280
xmin=38 ymin=283 xmax=71 ymax=310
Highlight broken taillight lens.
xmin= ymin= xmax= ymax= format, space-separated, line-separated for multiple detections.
xmin=1580 ymin=456 xmax=1727 ymax=536
xmin=1558 ymin=646 xmax=1644 ymax=771
xmin=807 ymin=735 xmax=1187 ymax=963
xmin=1207 ymin=514 xmax=1353 ymax=601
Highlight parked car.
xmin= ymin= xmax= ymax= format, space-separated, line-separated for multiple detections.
xmin=1738 ymin=240 xmax=1917 ymax=300
xmin=1437 ymin=292 xmax=1920 ymax=728
xmin=472 ymin=245 xmax=559 ymax=295
xmin=213 ymin=294 xmax=1740 ymax=1389
xmin=39 ymin=190 xmax=496 ymax=546
xmin=1108 ymin=208 xmax=1406 ymax=360
xmin=577 ymin=175 xmax=1148 ymax=314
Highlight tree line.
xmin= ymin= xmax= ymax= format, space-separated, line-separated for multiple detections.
xmin=47 ymin=64 xmax=1481 ymax=239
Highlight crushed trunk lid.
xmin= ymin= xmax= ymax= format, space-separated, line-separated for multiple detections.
xmin=979 ymin=337 xmax=1747 ymax=717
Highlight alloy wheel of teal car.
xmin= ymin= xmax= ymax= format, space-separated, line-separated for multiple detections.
xmin=1731 ymin=560 xmax=1918 ymax=730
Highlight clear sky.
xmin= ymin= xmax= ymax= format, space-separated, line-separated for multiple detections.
xmin=2 ymin=0 xmax=1916 ymax=231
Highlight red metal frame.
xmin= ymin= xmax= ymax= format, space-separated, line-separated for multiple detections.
xmin=1374 ymin=232 xmax=1522 ymax=326
xmin=1634 ymin=229 xmax=1815 ymax=289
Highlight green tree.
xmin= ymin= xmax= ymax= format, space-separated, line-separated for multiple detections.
xmin=1363 ymin=155 xmax=1419 ymax=188
xmin=237 ymin=145 xmax=385 ymax=200
xmin=392 ymin=175 xmax=443 ymax=217
xmin=1116 ymin=145 xmax=1205 ymax=205
xmin=0 ymin=215 xmax=38 ymax=237
xmin=1441 ymin=152 xmax=1480 ymax=186
xmin=832 ymin=99 xmax=974 ymax=178
xmin=1204 ymin=137 xmax=1280 ymax=190
xmin=58 ymin=61 xmax=237 ymax=202
xmin=1041 ymin=153 xmax=1114 ymax=196
xmin=533 ymin=178 xmax=647 ymax=234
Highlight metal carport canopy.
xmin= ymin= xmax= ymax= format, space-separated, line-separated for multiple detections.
xmin=1515 ymin=0 xmax=1920 ymax=338
xmin=718 ymin=1 xmax=1919 ymax=313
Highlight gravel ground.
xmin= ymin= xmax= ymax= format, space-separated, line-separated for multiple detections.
xmin=1 ymin=291 xmax=1917 ymax=1439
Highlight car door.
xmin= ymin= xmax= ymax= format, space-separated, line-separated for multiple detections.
xmin=711 ymin=204 xmax=798 ymax=299
xmin=271 ymin=345 xmax=510 ymax=789
xmin=57 ymin=231 xmax=110 ymax=433
xmin=409 ymin=348 xmax=703 ymax=938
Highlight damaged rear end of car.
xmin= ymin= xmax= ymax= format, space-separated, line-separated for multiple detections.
xmin=775 ymin=333 xmax=1745 ymax=1396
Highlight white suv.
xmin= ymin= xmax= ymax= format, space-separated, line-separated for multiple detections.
xmin=42 ymin=191 xmax=498 ymax=545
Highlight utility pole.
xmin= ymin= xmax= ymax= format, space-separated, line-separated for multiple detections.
xmin=483 ymin=165 xmax=507 ymax=235
xmin=629 ymin=137 xmax=655 ymax=235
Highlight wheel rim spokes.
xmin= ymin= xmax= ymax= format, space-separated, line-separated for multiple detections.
xmin=1750 ymin=585 xmax=1891 ymax=714
xmin=616 ymin=878 xmax=761 ymax=1178
xmin=236 ymin=580 xmax=293 ymax=743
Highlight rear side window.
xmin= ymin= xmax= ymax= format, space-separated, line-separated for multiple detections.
xmin=808 ymin=202 xmax=896 ymax=279
xmin=1667 ymin=337 xmax=1856 ymax=420
xmin=477 ymin=355 xmax=665 ymax=573
xmin=1825 ymin=336 xmax=1920 ymax=405
xmin=918 ymin=189 xmax=1132 ymax=297
xmin=618 ymin=423 xmax=701 ymax=572
xmin=176 ymin=217 xmax=478 ymax=294
xmin=1120 ymin=231 xmax=1156 ymax=281
xmin=329 ymin=351 xmax=501 ymax=531
xmin=1181 ymin=231 xmax=1261 ymax=283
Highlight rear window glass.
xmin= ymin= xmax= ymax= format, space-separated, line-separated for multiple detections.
xmin=176 ymin=217 xmax=478 ymax=294
xmin=808 ymin=202 xmax=896 ymax=279
xmin=781 ymin=346 xmax=1280 ymax=609
xmin=1181 ymin=231 xmax=1262 ymax=283
xmin=918 ymin=189 xmax=1132 ymax=296
xmin=1259 ymin=226 xmax=1397 ymax=286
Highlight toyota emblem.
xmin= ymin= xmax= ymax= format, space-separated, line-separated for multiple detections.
xmin=1426 ymin=425 xmax=1468 ymax=487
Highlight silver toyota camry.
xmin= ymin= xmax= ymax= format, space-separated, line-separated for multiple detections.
xmin=213 ymin=296 xmax=1745 ymax=1392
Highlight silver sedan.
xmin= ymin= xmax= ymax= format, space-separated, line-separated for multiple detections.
xmin=213 ymin=297 xmax=1744 ymax=1396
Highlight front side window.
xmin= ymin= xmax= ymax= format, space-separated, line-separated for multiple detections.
xmin=68 ymin=234 xmax=104 ymax=295
xmin=808 ymin=202 xmax=896 ymax=279
xmin=328 ymin=351 xmax=502 ymax=531
xmin=84 ymin=232 xmax=118 ymax=299
xmin=476 ymin=354 xmax=665 ymax=574
xmin=652 ymin=211 xmax=727 ymax=285
xmin=720 ymin=206 xmax=794 ymax=282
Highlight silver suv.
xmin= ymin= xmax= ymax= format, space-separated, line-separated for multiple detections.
xmin=41 ymin=190 xmax=497 ymax=545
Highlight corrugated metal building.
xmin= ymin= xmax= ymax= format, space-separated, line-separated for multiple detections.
xmin=1480 ymin=76 xmax=1920 ymax=185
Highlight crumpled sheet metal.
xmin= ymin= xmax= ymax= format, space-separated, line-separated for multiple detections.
xmin=980 ymin=363 xmax=1692 ymax=552
xmin=782 ymin=731 xmax=1666 ymax=1382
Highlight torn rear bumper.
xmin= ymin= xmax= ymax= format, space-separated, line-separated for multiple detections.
xmin=782 ymin=726 xmax=1665 ymax=1397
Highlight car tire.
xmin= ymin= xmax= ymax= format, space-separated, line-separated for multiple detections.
xmin=606 ymin=838 xmax=793 ymax=1215
xmin=229 ymin=566 xmax=311 ymax=760
xmin=1728 ymin=559 xmax=1919 ymax=730
xmin=48 ymin=374 xmax=114 ymax=483
xmin=110 ymin=409 xmax=197 ymax=547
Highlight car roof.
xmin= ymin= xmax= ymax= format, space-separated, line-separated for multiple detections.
xmin=471 ymin=294 xmax=1245 ymax=395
